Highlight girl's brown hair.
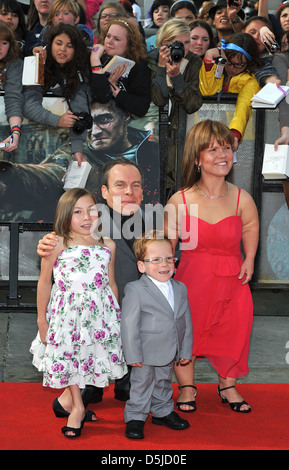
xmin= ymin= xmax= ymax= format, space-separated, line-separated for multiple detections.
xmin=95 ymin=2 xmax=126 ymax=34
xmin=225 ymin=32 xmax=261 ymax=74
xmin=54 ymin=188 xmax=97 ymax=246
xmin=0 ymin=20 xmax=20 ymax=84
xmin=182 ymin=119 xmax=235 ymax=189
xmin=44 ymin=23 xmax=89 ymax=99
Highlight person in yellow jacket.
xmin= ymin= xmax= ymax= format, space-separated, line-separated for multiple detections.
xmin=199 ymin=33 xmax=261 ymax=150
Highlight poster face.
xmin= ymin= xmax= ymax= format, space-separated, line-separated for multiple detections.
xmin=0 ymin=97 xmax=160 ymax=223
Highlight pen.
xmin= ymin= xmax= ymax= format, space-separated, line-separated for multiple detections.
xmin=277 ymin=85 xmax=288 ymax=95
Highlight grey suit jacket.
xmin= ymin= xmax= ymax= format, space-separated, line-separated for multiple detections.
xmin=121 ymin=274 xmax=193 ymax=367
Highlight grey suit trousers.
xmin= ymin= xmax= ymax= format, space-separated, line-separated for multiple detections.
xmin=124 ymin=361 xmax=175 ymax=423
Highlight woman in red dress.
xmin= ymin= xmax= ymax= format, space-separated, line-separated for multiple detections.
xmin=165 ymin=120 xmax=259 ymax=413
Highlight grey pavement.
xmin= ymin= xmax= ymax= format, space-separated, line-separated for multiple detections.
xmin=0 ymin=288 xmax=289 ymax=383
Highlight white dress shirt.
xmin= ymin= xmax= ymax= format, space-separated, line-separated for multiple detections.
xmin=147 ymin=276 xmax=174 ymax=310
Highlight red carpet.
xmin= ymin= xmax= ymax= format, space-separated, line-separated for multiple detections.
xmin=0 ymin=382 xmax=288 ymax=450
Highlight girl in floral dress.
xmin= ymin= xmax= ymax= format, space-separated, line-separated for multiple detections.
xmin=30 ymin=188 xmax=127 ymax=438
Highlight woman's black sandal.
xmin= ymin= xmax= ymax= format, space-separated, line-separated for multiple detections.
xmin=176 ymin=384 xmax=197 ymax=413
xmin=217 ymin=385 xmax=251 ymax=413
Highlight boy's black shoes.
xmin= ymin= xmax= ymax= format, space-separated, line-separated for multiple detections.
xmin=125 ymin=411 xmax=189 ymax=439
xmin=152 ymin=411 xmax=190 ymax=430
xmin=125 ymin=420 xmax=145 ymax=439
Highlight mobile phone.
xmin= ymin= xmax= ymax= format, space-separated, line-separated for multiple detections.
xmin=0 ymin=142 xmax=10 ymax=149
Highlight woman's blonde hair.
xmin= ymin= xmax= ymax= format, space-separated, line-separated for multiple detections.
xmin=155 ymin=18 xmax=190 ymax=47
xmin=54 ymin=188 xmax=97 ymax=246
xmin=182 ymin=120 xmax=235 ymax=189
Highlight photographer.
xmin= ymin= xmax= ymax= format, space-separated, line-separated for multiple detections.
xmin=23 ymin=23 xmax=91 ymax=163
xmin=148 ymin=18 xmax=202 ymax=198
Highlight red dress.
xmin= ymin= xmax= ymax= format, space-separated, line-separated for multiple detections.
xmin=174 ymin=188 xmax=253 ymax=379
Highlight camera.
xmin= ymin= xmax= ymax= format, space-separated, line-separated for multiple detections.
xmin=264 ymin=39 xmax=280 ymax=54
xmin=167 ymin=41 xmax=185 ymax=63
xmin=72 ymin=112 xmax=93 ymax=134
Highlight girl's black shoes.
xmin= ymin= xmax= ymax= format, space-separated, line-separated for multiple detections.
xmin=53 ymin=397 xmax=97 ymax=422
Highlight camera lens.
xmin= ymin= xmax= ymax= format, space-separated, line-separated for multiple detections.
xmin=169 ymin=41 xmax=185 ymax=63
xmin=72 ymin=112 xmax=93 ymax=135
xmin=171 ymin=51 xmax=183 ymax=63
xmin=73 ymin=122 xmax=85 ymax=135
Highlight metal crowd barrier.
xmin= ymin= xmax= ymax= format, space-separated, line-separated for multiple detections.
xmin=0 ymin=96 xmax=288 ymax=310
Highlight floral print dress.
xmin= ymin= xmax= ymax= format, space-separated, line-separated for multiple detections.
xmin=30 ymin=244 xmax=127 ymax=389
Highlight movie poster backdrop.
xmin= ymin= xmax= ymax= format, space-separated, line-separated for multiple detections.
xmin=0 ymin=96 xmax=160 ymax=223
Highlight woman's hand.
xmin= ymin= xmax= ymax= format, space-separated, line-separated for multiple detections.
xmin=239 ymin=257 xmax=254 ymax=285
xmin=166 ymin=60 xmax=181 ymax=78
xmin=57 ymin=110 xmax=78 ymax=128
xmin=90 ymin=44 xmax=106 ymax=68
xmin=1 ymin=133 xmax=20 ymax=152
xmin=158 ymin=44 xmax=182 ymax=77
xmin=204 ymin=47 xmax=226 ymax=62
xmin=274 ymin=127 xmax=289 ymax=150
xmin=108 ymin=64 xmax=126 ymax=96
xmin=233 ymin=136 xmax=239 ymax=151
xmin=227 ymin=0 xmax=243 ymax=30
xmin=259 ymin=26 xmax=276 ymax=47
xmin=265 ymin=75 xmax=282 ymax=86
xmin=158 ymin=45 xmax=171 ymax=67
xmin=73 ymin=152 xmax=88 ymax=167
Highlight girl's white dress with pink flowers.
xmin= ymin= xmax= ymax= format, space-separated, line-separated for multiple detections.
xmin=30 ymin=245 xmax=127 ymax=389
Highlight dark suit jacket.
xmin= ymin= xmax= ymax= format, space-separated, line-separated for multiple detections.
xmin=100 ymin=205 xmax=161 ymax=304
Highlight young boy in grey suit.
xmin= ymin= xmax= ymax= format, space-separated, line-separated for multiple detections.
xmin=121 ymin=230 xmax=193 ymax=439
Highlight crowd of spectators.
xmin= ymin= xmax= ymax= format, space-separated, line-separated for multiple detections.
xmin=0 ymin=0 xmax=289 ymax=204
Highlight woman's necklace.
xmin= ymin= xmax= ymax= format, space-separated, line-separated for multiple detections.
xmin=196 ymin=181 xmax=230 ymax=199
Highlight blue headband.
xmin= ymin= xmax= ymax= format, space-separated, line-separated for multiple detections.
xmin=220 ymin=38 xmax=252 ymax=62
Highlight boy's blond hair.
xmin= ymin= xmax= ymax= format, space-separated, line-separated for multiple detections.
xmin=133 ymin=230 xmax=172 ymax=261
